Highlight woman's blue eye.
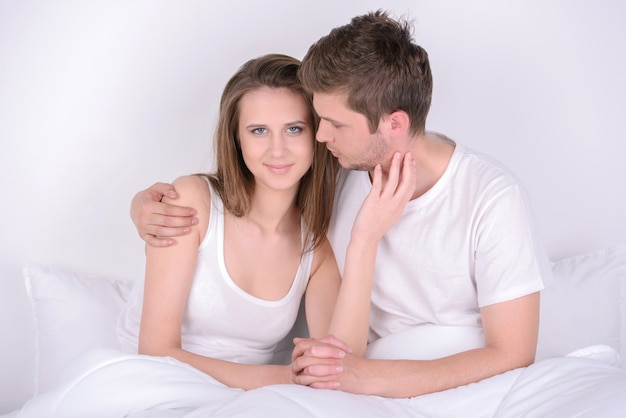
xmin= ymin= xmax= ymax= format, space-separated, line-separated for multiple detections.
xmin=287 ymin=126 xmax=303 ymax=134
xmin=252 ymin=127 xmax=267 ymax=134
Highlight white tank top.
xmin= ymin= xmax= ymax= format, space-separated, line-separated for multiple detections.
xmin=117 ymin=183 xmax=313 ymax=364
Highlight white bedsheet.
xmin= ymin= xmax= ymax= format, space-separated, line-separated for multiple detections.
xmin=5 ymin=345 xmax=626 ymax=418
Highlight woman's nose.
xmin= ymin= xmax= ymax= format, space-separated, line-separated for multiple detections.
xmin=269 ymin=134 xmax=287 ymax=155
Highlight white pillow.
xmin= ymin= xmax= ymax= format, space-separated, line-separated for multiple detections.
xmin=536 ymin=246 xmax=626 ymax=361
xmin=24 ymin=264 xmax=133 ymax=394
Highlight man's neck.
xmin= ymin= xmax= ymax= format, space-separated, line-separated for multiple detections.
xmin=400 ymin=131 xmax=456 ymax=200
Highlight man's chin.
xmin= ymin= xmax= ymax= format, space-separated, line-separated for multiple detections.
xmin=332 ymin=154 xmax=374 ymax=171
xmin=343 ymin=162 xmax=373 ymax=172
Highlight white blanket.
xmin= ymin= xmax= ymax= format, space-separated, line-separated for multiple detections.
xmin=6 ymin=345 xmax=626 ymax=418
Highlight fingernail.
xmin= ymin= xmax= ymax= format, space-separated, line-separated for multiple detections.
xmin=191 ymin=218 xmax=198 ymax=225
xmin=183 ymin=227 xmax=190 ymax=233
xmin=190 ymin=209 xmax=197 ymax=216
xmin=336 ymin=366 xmax=343 ymax=372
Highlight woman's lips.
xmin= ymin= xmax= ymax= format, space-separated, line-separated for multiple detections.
xmin=266 ymin=164 xmax=293 ymax=174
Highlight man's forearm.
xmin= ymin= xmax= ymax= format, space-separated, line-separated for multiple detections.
xmin=351 ymin=346 xmax=533 ymax=398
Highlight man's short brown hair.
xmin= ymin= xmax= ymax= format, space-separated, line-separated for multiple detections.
xmin=299 ymin=10 xmax=432 ymax=135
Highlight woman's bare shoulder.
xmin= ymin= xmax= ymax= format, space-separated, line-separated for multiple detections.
xmin=164 ymin=175 xmax=212 ymax=216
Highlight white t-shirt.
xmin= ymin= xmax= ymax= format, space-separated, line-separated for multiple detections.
xmin=117 ymin=184 xmax=313 ymax=364
xmin=328 ymin=141 xmax=551 ymax=343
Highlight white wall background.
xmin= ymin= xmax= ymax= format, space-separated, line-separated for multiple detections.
xmin=1 ymin=0 xmax=624 ymax=412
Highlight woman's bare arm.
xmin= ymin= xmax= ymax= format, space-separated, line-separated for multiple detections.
xmin=139 ymin=176 xmax=292 ymax=389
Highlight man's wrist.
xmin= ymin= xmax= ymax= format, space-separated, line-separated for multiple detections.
xmin=358 ymin=358 xmax=388 ymax=396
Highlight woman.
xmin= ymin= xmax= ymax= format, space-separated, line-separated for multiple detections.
xmin=118 ymin=53 xmax=416 ymax=390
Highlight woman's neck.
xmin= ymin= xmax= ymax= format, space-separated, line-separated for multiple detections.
xmin=245 ymin=187 xmax=300 ymax=236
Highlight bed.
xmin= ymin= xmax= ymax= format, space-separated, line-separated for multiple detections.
xmin=4 ymin=246 xmax=626 ymax=417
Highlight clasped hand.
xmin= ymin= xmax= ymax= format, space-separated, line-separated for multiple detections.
xmin=290 ymin=335 xmax=365 ymax=392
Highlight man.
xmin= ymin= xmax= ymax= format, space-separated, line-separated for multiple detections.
xmin=130 ymin=10 xmax=551 ymax=398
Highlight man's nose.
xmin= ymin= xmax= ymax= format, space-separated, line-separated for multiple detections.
xmin=316 ymin=120 xmax=333 ymax=143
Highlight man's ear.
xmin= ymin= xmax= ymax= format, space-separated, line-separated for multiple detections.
xmin=385 ymin=110 xmax=411 ymax=139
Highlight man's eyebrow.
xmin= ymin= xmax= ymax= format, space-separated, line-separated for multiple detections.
xmin=320 ymin=116 xmax=342 ymax=125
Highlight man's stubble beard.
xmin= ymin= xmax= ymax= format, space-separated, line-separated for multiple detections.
xmin=343 ymin=132 xmax=388 ymax=172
